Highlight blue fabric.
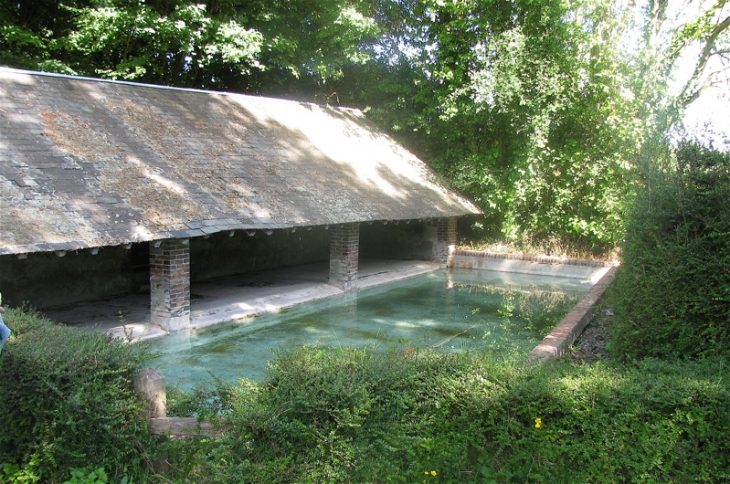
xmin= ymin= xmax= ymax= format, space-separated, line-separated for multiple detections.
xmin=0 ymin=313 xmax=10 ymax=353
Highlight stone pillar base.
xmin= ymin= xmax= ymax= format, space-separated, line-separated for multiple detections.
xmin=151 ymin=313 xmax=190 ymax=332
xmin=134 ymin=367 xmax=167 ymax=419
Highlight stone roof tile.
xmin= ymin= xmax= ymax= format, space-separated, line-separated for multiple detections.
xmin=0 ymin=67 xmax=480 ymax=255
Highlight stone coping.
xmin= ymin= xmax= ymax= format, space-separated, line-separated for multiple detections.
xmin=527 ymin=265 xmax=618 ymax=363
xmin=450 ymin=251 xmax=613 ymax=283
xmin=452 ymin=249 xmax=612 ymax=267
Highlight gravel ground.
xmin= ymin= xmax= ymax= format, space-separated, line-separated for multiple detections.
xmin=570 ymin=308 xmax=614 ymax=362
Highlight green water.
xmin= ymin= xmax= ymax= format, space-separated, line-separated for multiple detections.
xmin=148 ymin=268 xmax=590 ymax=390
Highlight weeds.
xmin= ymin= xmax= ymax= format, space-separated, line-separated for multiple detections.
xmin=3 ymin=306 xmax=730 ymax=482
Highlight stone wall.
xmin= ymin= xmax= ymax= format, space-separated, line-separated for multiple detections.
xmin=189 ymin=227 xmax=330 ymax=281
xmin=359 ymin=220 xmax=432 ymax=260
xmin=0 ymin=247 xmax=135 ymax=309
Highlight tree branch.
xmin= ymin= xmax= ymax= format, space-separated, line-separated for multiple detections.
xmin=678 ymin=12 xmax=730 ymax=108
xmin=681 ymin=63 xmax=730 ymax=106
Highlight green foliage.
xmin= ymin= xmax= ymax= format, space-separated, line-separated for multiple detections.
xmin=0 ymin=0 xmax=379 ymax=94
xmin=64 ymin=2 xmax=263 ymax=87
xmin=171 ymin=347 xmax=730 ymax=482
xmin=3 ymin=309 xmax=729 ymax=482
xmin=334 ymin=0 xmax=644 ymax=256
xmin=63 ymin=468 xmax=107 ymax=484
xmin=211 ymin=346 xmax=516 ymax=482
xmin=612 ymin=141 xmax=730 ymax=359
xmin=1 ymin=306 xmax=56 ymax=336
xmin=167 ymin=374 xmax=237 ymax=419
xmin=0 ymin=308 xmax=153 ymax=483
xmin=0 ymin=463 xmax=40 ymax=484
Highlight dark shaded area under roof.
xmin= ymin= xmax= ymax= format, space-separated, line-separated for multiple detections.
xmin=0 ymin=67 xmax=480 ymax=256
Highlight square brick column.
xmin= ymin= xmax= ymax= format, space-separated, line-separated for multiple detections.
xmin=150 ymin=239 xmax=191 ymax=332
xmin=429 ymin=217 xmax=457 ymax=264
xmin=329 ymin=223 xmax=359 ymax=291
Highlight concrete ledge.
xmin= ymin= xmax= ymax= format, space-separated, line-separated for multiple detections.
xmin=190 ymin=283 xmax=342 ymax=330
xmin=54 ymin=259 xmax=444 ymax=342
xmin=452 ymin=249 xmax=610 ymax=267
xmin=528 ymin=265 xmax=618 ymax=363
xmin=190 ymin=260 xmax=443 ymax=331
xmin=354 ymin=261 xmax=443 ymax=290
xmin=450 ymin=250 xmax=612 ymax=282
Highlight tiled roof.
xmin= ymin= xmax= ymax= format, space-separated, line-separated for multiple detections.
xmin=0 ymin=67 xmax=480 ymax=255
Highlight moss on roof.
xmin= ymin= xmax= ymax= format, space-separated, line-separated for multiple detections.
xmin=0 ymin=68 xmax=480 ymax=255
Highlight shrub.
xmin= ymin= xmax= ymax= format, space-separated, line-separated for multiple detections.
xmin=180 ymin=346 xmax=730 ymax=483
xmin=0 ymin=307 xmax=154 ymax=483
xmin=611 ymin=141 xmax=730 ymax=359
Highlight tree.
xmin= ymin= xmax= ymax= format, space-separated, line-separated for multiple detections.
xmin=334 ymin=0 xmax=645 ymax=255
xmin=0 ymin=0 xmax=81 ymax=72
xmin=66 ymin=0 xmax=263 ymax=89
xmin=639 ymin=0 xmax=730 ymax=128
xmin=0 ymin=0 xmax=379 ymax=94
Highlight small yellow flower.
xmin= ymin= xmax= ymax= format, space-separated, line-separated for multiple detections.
xmin=535 ymin=417 xmax=542 ymax=429
xmin=431 ymin=470 xmax=437 ymax=476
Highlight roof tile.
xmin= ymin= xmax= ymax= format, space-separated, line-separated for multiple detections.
xmin=0 ymin=67 xmax=480 ymax=255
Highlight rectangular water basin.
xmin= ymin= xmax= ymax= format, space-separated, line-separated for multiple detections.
xmin=147 ymin=268 xmax=592 ymax=391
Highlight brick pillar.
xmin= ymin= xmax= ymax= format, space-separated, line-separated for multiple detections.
xmin=150 ymin=239 xmax=190 ymax=332
xmin=329 ymin=223 xmax=359 ymax=291
xmin=429 ymin=217 xmax=457 ymax=264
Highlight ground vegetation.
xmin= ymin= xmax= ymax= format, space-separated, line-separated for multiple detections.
xmin=0 ymin=308 xmax=155 ymax=483
xmin=2 ymin=307 xmax=730 ymax=482
xmin=157 ymin=346 xmax=730 ymax=483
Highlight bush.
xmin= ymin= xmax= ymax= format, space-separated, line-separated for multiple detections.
xmin=0 ymin=307 xmax=154 ymax=483
xmin=611 ymin=141 xmax=730 ymax=359
xmin=180 ymin=346 xmax=730 ymax=483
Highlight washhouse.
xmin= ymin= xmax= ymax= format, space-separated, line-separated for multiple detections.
xmin=0 ymin=67 xmax=481 ymax=338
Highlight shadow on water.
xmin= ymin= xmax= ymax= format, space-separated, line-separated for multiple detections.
xmin=148 ymin=268 xmax=589 ymax=391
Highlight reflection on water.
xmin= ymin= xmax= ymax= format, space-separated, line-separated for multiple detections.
xmin=148 ymin=268 xmax=589 ymax=390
